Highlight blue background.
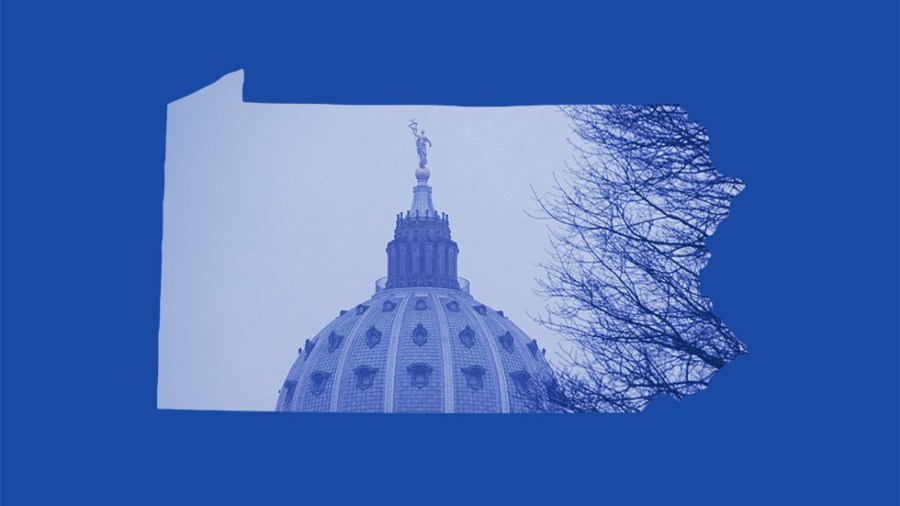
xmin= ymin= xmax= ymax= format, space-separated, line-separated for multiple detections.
xmin=2 ymin=2 xmax=897 ymax=504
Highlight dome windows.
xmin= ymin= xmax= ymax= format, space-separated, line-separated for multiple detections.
xmin=309 ymin=371 xmax=331 ymax=396
xmin=412 ymin=324 xmax=428 ymax=347
xmin=414 ymin=298 xmax=428 ymax=310
xmin=510 ymin=371 xmax=532 ymax=394
xmin=527 ymin=339 xmax=540 ymax=358
xmin=328 ymin=331 xmax=344 ymax=353
xmin=446 ymin=300 xmax=460 ymax=312
xmin=280 ymin=380 xmax=297 ymax=409
xmin=382 ymin=300 xmax=397 ymax=312
xmin=459 ymin=325 xmax=476 ymax=349
xmin=353 ymin=365 xmax=378 ymax=391
xmin=461 ymin=365 xmax=486 ymax=391
xmin=406 ymin=363 xmax=433 ymax=389
xmin=365 ymin=325 xmax=382 ymax=349
xmin=544 ymin=379 xmax=566 ymax=406
xmin=303 ymin=339 xmax=315 ymax=359
xmin=473 ymin=304 xmax=487 ymax=315
xmin=498 ymin=331 xmax=515 ymax=353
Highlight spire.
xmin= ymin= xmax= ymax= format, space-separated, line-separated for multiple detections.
xmin=409 ymin=166 xmax=436 ymax=217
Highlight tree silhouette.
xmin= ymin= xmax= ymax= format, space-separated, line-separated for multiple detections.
xmin=533 ymin=105 xmax=745 ymax=412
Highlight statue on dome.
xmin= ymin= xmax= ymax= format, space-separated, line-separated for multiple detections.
xmin=408 ymin=119 xmax=432 ymax=168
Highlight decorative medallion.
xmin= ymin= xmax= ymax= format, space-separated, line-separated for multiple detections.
xmin=473 ymin=305 xmax=487 ymax=315
xmin=498 ymin=331 xmax=515 ymax=353
xmin=406 ymin=363 xmax=433 ymax=389
xmin=382 ymin=300 xmax=396 ymax=312
xmin=461 ymin=365 xmax=486 ymax=391
xmin=459 ymin=325 xmax=476 ymax=349
xmin=414 ymin=298 xmax=428 ymax=310
xmin=446 ymin=300 xmax=460 ymax=312
xmin=328 ymin=331 xmax=344 ymax=353
xmin=355 ymin=304 xmax=369 ymax=315
xmin=510 ymin=371 xmax=532 ymax=394
xmin=365 ymin=325 xmax=382 ymax=349
xmin=309 ymin=371 xmax=330 ymax=396
xmin=353 ymin=365 xmax=378 ymax=391
xmin=412 ymin=323 xmax=428 ymax=347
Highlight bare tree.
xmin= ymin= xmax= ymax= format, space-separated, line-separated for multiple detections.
xmin=533 ymin=105 xmax=746 ymax=413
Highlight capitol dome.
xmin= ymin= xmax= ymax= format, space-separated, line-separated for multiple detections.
xmin=275 ymin=161 xmax=558 ymax=413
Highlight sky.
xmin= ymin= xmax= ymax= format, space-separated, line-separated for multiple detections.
xmin=158 ymin=70 xmax=576 ymax=411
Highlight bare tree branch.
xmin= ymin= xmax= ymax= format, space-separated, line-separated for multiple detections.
xmin=534 ymin=105 xmax=746 ymax=413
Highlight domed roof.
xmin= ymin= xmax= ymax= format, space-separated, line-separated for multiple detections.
xmin=276 ymin=285 xmax=556 ymax=413
xmin=276 ymin=132 xmax=557 ymax=413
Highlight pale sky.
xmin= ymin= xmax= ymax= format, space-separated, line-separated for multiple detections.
xmin=158 ymin=70 xmax=576 ymax=411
